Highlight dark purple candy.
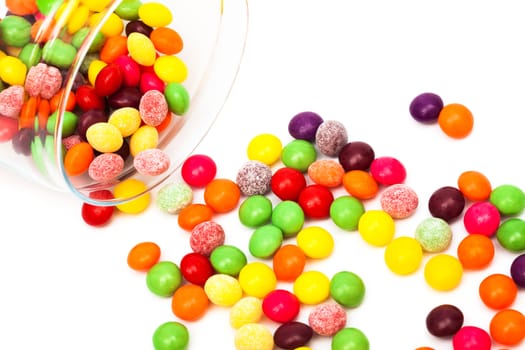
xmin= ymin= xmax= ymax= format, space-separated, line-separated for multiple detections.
xmin=426 ymin=304 xmax=464 ymax=337
xmin=273 ymin=321 xmax=313 ymax=349
xmin=510 ymin=253 xmax=525 ymax=287
xmin=125 ymin=20 xmax=153 ymax=37
xmin=108 ymin=87 xmax=142 ymax=110
xmin=77 ymin=109 xmax=108 ymax=140
xmin=12 ymin=128 xmax=34 ymax=156
xmin=114 ymin=139 xmax=130 ymax=161
xmin=409 ymin=92 xmax=444 ymax=123
xmin=428 ymin=186 xmax=465 ymax=222
xmin=288 ymin=111 xmax=324 ymax=142
xmin=338 ymin=141 xmax=375 ymax=171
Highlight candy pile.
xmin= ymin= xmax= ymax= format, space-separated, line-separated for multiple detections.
xmin=80 ymin=99 xmax=524 ymax=349
xmin=0 ymin=0 xmax=189 ymax=194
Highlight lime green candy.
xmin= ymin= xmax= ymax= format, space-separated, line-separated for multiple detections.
xmin=330 ymin=271 xmax=366 ymax=308
xmin=152 ymin=321 xmax=189 ymax=350
xmin=71 ymin=27 xmax=106 ymax=53
xmin=332 ymin=327 xmax=370 ymax=350
xmin=490 ymin=184 xmax=525 ymax=216
xmin=210 ymin=245 xmax=247 ymax=277
xmin=42 ymin=39 xmax=77 ymax=69
xmin=46 ymin=111 xmax=78 ymax=138
xmin=146 ymin=261 xmax=182 ymax=297
xmin=238 ymin=195 xmax=273 ymax=228
xmin=115 ymin=0 xmax=143 ymax=20
xmin=36 ymin=0 xmax=64 ymax=15
xmin=249 ymin=224 xmax=283 ymax=259
xmin=330 ymin=195 xmax=365 ymax=231
xmin=271 ymin=200 xmax=305 ymax=238
xmin=0 ymin=16 xmax=32 ymax=47
xmin=281 ymin=139 xmax=317 ymax=172
xmin=19 ymin=44 xmax=43 ymax=68
xmin=164 ymin=82 xmax=190 ymax=116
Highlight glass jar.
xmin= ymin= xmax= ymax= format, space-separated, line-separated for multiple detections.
xmin=0 ymin=0 xmax=248 ymax=205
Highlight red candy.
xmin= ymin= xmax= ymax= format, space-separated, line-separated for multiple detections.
xmin=180 ymin=252 xmax=215 ymax=286
xmin=271 ymin=167 xmax=307 ymax=201
xmin=75 ymin=85 xmax=106 ymax=111
xmin=81 ymin=190 xmax=115 ymax=226
xmin=297 ymin=184 xmax=334 ymax=219
xmin=262 ymin=289 xmax=300 ymax=323
xmin=369 ymin=156 xmax=407 ymax=185
xmin=140 ymin=72 xmax=165 ymax=94
xmin=133 ymin=148 xmax=170 ymax=176
xmin=88 ymin=153 xmax=125 ymax=182
xmin=0 ymin=115 xmax=19 ymax=142
xmin=95 ymin=63 xmax=124 ymax=96
xmin=380 ymin=183 xmax=419 ymax=219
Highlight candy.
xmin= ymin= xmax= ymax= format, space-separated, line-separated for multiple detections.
xmin=478 ymin=273 xmax=518 ymax=310
xmin=238 ymin=262 xmax=277 ymax=298
xmin=425 ymin=304 xmax=464 ymax=337
xmin=146 ymin=261 xmax=182 ymax=297
xmin=510 ymin=253 xmax=525 ymax=287
xmin=24 ymin=62 xmax=62 ymax=99
xmin=384 ymin=236 xmax=423 ymax=275
xmin=427 ymin=186 xmax=465 ymax=222
xmin=338 ymin=141 xmax=375 ymax=171
xmin=127 ymin=32 xmax=156 ymax=66
xmin=177 ymin=203 xmax=214 ymax=231
xmin=234 ymin=323 xmax=274 ymax=350
xmin=452 ymin=326 xmax=491 ymax=350
xmin=80 ymin=189 xmax=115 ymax=226
xmin=138 ymin=2 xmax=173 ymax=27
xmin=307 ymin=159 xmax=344 ymax=187
xmin=181 ymin=154 xmax=217 ymax=187
xmin=380 ymin=183 xmax=419 ymax=219
xmin=204 ymin=273 xmax=243 ymax=306
xmin=438 ymin=103 xmax=474 ymax=139
xmin=47 ymin=110 xmax=79 ymax=138
xmin=236 ymin=160 xmax=272 ymax=196
xmin=133 ymin=148 xmax=171 ymax=176
xmin=308 ymin=302 xmax=347 ymax=336
xmin=281 ymin=139 xmax=317 ymax=172
xmin=63 ymin=141 xmax=94 ymax=176
xmin=126 ymin=19 xmax=154 ymax=37
xmin=331 ymin=327 xmax=370 ymax=350
xmin=297 ymin=184 xmax=334 ymax=219
xmin=210 ymin=244 xmax=247 ymax=277
xmin=127 ymin=241 xmax=161 ymax=272
xmin=86 ymin=122 xmax=124 ymax=153
xmin=315 ymin=120 xmax=348 ymax=157
xmin=164 ymin=82 xmax=190 ymax=115
xmin=238 ymin=195 xmax=273 ymax=228
xmin=150 ymin=27 xmax=183 ymax=55
xmin=342 ymin=169 xmax=379 ymax=200
xmin=154 ymin=55 xmax=187 ymax=83
xmin=155 ymin=181 xmax=193 ymax=214
xmin=129 ymin=125 xmax=159 ymax=156
xmin=248 ymin=224 xmax=283 ymax=259
xmin=409 ymin=92 xmax=443 ymax=123
xmin=489 ymin=308 xmax=525 ymax=346
xmin=358 ymin=210 xmax=395 ymax=247
xmin=270 ymin=167 xmax=306 ymax=201
xmin=11 ymin=128 xmax=33 ymax=155
xmin=190 ymin=220 xmax=225 ymax=256
xmin=369 ymin=156 xmax=406 ymax=185
xmin=293 ymin=270 xmax=330 ymax=305
xmin=152 ymin=321 xmax=189 ymax=350
xmin=456 ymin=234 xmax=495 ymax=270
xmin=42 ymin=38 xmax=77 ymax=68
xmin=76 ymin=85 xmax=106 ymax=111
xmin=0 ymin=15 xmax=32 ymax=47
xmin=171 ymin=284 xmax=209 ymax=321
xmin=246 ymin=133 xmax=282 ymax=165
xmin=496 ymin=217 xmax=525 ymax=252
xmin=457 ymin=170 xmax=492 ymax=201
xmin=424 ymin=254 xmax=463 ymax=291
xmin=330 ymin=195 xmax=365 ymax=231
xmin=114 ymin=55 xmax=141 ymax=87
xmin=273 ymin=321 xmax=313 ymax=350
xmin=179 ymin=252 xmax=214 ymax=286
xmin=139 ymin=89 xmax=169 ymax=126
xmin=88 ymin=153 xmax=124 ymax=182
xmin=414 ymin=217 xmax=452 ymax=253
xmin=262 ymin=289 xmax=300 ymax=323
xmin=288 ymin=111 xmax=324 ymax=142
xmin=94 ymin=63 xmax=123 ymax=97
xmin=296 ymin=225 xmax=334 ymax=259
xmin=230 ymin=296 xmax=263 ymax=329
xmin=489 ymin=183 xmax=525 ymax=216
xmin=330 ymin=271 xmax=366 ymax=308
xmin=271 ymin=200 xmax=305 ymax=238
xmin=272 ymin=244 xmax=306 ymax=282
xmin=0 ymin=85 xmax=25 ymax=118
xmin=463 ymin=201 xmax=501 ymax=238
xmin=113 ymin=178 xmax=151 ymax=214
xmin=204 ymin=178 xmax=241 ymax=213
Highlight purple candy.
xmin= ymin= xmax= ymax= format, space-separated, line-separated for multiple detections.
xmin=510 ymin=253 xmax=525 ymax=287
xmin=288 ymin=111 xmax=324 ymax=141
xmin=409 ymin=92 xmax=444 ymax=123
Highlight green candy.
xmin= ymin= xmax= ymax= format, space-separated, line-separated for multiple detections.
xmin=42 ymin=39 xmax=77 ymax=68
xmin=146 ymin=261 xmax=182 ymax=297
xmin=496 ymin=218 xmax=525 ymax=252
xmin=46 ymin=111 xmax=78 ymax=138
xmin=271 ymin=200 xmax=305 ymax=238
xmin=331 ymin=327 xmax=370 ymax=350
xmin=330 ymin=196 xmax=365 ymax=231
xmin=414 ymin=217 xmax=452 ymax=253
xmin=330 ymin=271 xmax=366 ymax=308
xmin=281 ymin=139 xmax=317 ymax=172
xmin=19 ymin=43 xmax=43 ymax=68
xmin=210 ymin=245 xmax=247 ymax=276
xmin=115 ymin=0 xmax=143 ymax=20
xmin=71 ymin=27 xmax=106 ymax=53
xmin=490 ymin=184 xmax=525 ymax=216
xmin=238 ymin=194 xmax=273 ymax=227
xmin=164 ymin=82 xmax=190 ymax=115
xmin=152 ymin=321 xmax=189 ymax=350
xmin=36 ymin=0 xmax=64 ymax=15
xmin=0 ymin=16 xmax=32 ymax=47
xmin=248 ymin=224 xmax=283 ymax=259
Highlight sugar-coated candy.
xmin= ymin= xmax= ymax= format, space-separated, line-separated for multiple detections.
xmin=133 ymin=148 xmax=171 ymax=176
xmin=190 ymin=220 xmax=225 ymax=256
xmin=24 ymin=62 xmax=62 ymax=99
xmin=156 ymin=181 xmax=193 ymax=214
xmin=236 ymin=160 xmax=272 ymax=196
xmin=380 ymin=183 xmax=419 ymax=219
xmin=409 ymin=92 xmax=443 ymax=123
xmin=452 ymin=326 xmax=491 ymax=350
xmin=204 ymin=274 xmax=243 ymax=306
xmin=308 ymin=302 xmax=347 ymax=336
xmin=331 ymin=327 xmax=370 ymax=350
xmin=262 ymin=289 xmax=300 ymax=323
xmin=0 ymin=85 xmax=25 ymax=118
xmin=139 ymin=89 xmax=169 ymax=126
xmin=384 ymin=236 xmax=423 ymax=275
xmin=425 ymin=304 xmax=464 ymax=337
xmin=146 ymin=261 xmax=182 ymax=297
xmin=315 ymin=120 xmax=348 ymax=157
xmin=230 ymin=296 xmax=263 ymax=329
xmin=330 ymin=271 xmax=366 ymax=308
xmin=293 ymin=270 xmax=330 ymax=305
xmin=338 ymin=141 xmax=375 ymax=171
xmin=88 ymin=153 xmax=124 ymax=182
xmin=210 ymin=244 xmax=247 ymax=277
xmin=307 ymin=159 xmax=344 ymax=187
xmin=273 ymin=321 xmax=313 ymax=350
xmin=424 ymin=254 xmax=463 ymax=291
xmin=152 ymin=321 xmax=189 ymax=350
xmin=428 ymin=186 xmax=465 ymax=222
xmin=288 ymin=111 xmax=324 ymax=142
xmin=234 ymin=323 xmax=274 ymax=350
xmin=238 ymin=262 xmax=277 ymax=298
xmin=414 ymin=217 xmax=452 ymax=253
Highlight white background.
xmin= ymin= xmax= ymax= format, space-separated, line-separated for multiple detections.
xmin=1 ymin=0 xmax=525 ymax=349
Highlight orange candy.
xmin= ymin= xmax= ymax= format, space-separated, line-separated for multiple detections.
xmin=50 ymin=88 xmax=76 ymax=112
xmin=342 ymin=170 xmax=379 ymax=200
xmin=479 ymin=273 xmax=518 ymax=310
xmin=307 ymin=159 xmax=345 ymax=187
xmin=438 ymin=103 xmax=474 ymax=139
xmin=150 ymin=27 xmax=183 ymax=55
xmin=19 ymin=96 xmax=39 ymax=129
xmin=457 ymin=170 xmax=492 ymax=201
xmin=127 ymin=242 xmax=161 ymax=271
xmin=204 ymin=178 xmax=241 ymax=213
xmin=31 ymin=18 xmax=56 ymax=43
xmin=178 ymin=203 xmax=214 ymax=231
xmin=490 ymin=308 xmax=525 ymax=346
xmin=63 ymin=141 xmax=94 ymax=176
xmin=100 ymin=35 xmax=128 ymax=63
xmin=272 ymin=244 xmax=306 ymax=282
xmin=457 ymin=234 xmax=495 ymax=270
xmin=6 ymin=0 xmax=38 ymax=15
xmin=171 ymin=284 xmax=209 ymax=321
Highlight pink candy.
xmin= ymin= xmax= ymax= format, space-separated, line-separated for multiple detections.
xmin=0 ymin=85 xmax=25 ymax=119
xmin=24 ymin=63 xmax=62 ymax=99
xmin=88 ymin=153 xmax=125 ymax=182
xmin=133 ymin=148 xmax=170 ymax=176
xmin=463 ymin=201 xmax=501 ymax=237
xmin=370 ymin=156 xmax=407 ymax=185
xmin=190 ymin=221 xmax=225 ymax=256
xmin=139 ymin=90 xmax=168 ymax=126
xmin=380 ymin=183 xmax=419 ymax=219
xmin=308 ymin=302 xmax=347 ymax=336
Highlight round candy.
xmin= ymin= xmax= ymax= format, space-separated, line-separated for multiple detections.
xmin=262 ymin=289 xmax=300 ymax=323
xmin=452 ymin=326 xmax=491 ymax=350
xmin=271 ymin=200 xmax=305 ymax=238
xmin=314 ymin=120 xmax=348 ymax=157
xmin=288 ymin=111 xmax=324 ymax=141
xmin=239 ymin=195 xmax=273 ymax=228
xmin=164 ymin=82 xmax=190 ymax=115
xmin=330 ymin=195 xmax=365 ymax=231
xmin=358 ymin=210 xmax=396 ymax=247
xmin=293 ymin=270 xmax=330 ymax=305
xmin=129 ymin=125 xmax=159 ymax=156
xmin=342 ymin=170 xmax=379 ymax=200
xmin=156 ymin=181 xmax=193 ymax=214
xmin=438 ymin=103 xmax=474 ymax=139
xmin=177 ymin=203 xmax=214 ymax=231
xmin=270 ymin=167 xmax=306 ymax=201
xmin=139 ymin=89 xmax=169 ymax=126
xmin=424 ymin=254 xmax=463 ymax=291
xmin=338 ymin=141 xmax=375 ymax=171
xmin=179 ymin=252 xmax=214 ymax=286
xmin=80 ymin=190 xmax=115 ymax=227
xmin=308 ymin=302 xmax=347 ymax=336
xmin=204 ymin=178 xmax=241 ymax=213
xmin=331 ymin=327 xmax=370 ymax=350
xmin=234 ymin=323 xmax=274 ymax=350
xmin=490 ymin=184 xmax=525 ymax=216
xmin=463 ymin=201 xmax=501 ymax=237
xmin=478 ymin=273 xmax=518 ymax=310
xmin=127 ymin=241 xmax=161 ymax=271
xmin=296 ymin=225 xmax=334 ymax=259
xmin=152 ymin=321 xmax=189 ymax=350
xmin=307 ymin=159 xmax=345 ymax=187
xmin=114 ymin=178 xmax=151 ymax=214
xmin=85 ymin=122 xmax=123 ymax=153
xmin=510 ymin=254 xmax=525 ymax=287
xmin=238 ymin=262 xmax=277 ymax=298
xmin=249 ymin=224 xmax=283 ymax=259
xmin=456 ymin=234 xmax=495 ymax=270
xmin=210 ymin=244 xmax=247 ymax=277
xmin=247 ymin=133 xmax=282 ymax=165
xmin=281 ymin=139 xmax=317 ymax=172
xmin=496 ymin=217 xmax=525 ymax=252
xmin=171 ymin=284 xmax=209 ymax=321
xmin=425 ymin=304 xmax=464 ymax=337
xmin=273 ymin=321 xmax=313 ymax=350
xmin=189 ymin=221 xmax=225 ymax=256
xmin=409 ymin=92 xmax=444 ymax=123
xmin=181 ymin=154 xmax=217 ymax=187
xmin=230 ymin=296 xmax=263 ymax=329
xmin=384 ymin=236 xmax=423 ymax=275
xmin=369 ymin=156 xmax=406 ymax=185
xmin=330 ymin=271 xmax=366 ymax=308
xmin=489 ymin=308 xmax=525 ymax=346
xmin=414 ymin=217 xmax=452 ymax=253
xmin=457 ymin=170 xmax=492 ymax=201
xmin=236 ymin=160 xmax=273 ymax=196
xmin=297 ymin=184 xmax=334 ymax=219
xmin=134 ymin=148 xmax=171 ymax=176
xmin=428 ymin=186 xmax=465 ymax=222
xmin=204 ymin=273 xmax=243 ymax=306
xmin=146 ymin=261 xmax=182 ymax=297
xmin=272 ymin=244 xmax=306 ymax=282
xmin=88 ymin=152 xmax=125 ymax=183
xmin=380 ymin=183 xmax=419 ymax=219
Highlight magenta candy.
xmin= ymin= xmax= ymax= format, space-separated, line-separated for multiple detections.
xmin=262 ymin=289 xmax=301 ymax=323
xmin=181 ymin=154 xmax=217 ymax=187
xmin=140 ymin=72 xmax=166 ymax=94
xmin=369 ymin=156 xmax=407 ymax=185
xmin=95 ymin=63 xmax=123 ymax=97
xmin=114 ymin=55 xmax=141 ymax=87
xmin=463 ymin=201 xmax=501 ymax=237
xmin=452 ymin=326 xmax=491 ymax=350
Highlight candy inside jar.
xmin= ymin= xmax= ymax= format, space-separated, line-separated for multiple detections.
xmin=0 ymin=0 xmax=248 ymax=205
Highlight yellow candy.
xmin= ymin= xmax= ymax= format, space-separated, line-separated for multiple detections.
xmin=384 ymin=236 xmax=423 ymax=275
xmin=89 ymin=12 xmax=124 ymax=37
xmin=129 ymin=125 xmax=159 ymax=156
xmin=85 ymin=122 xmax=123 ymax=153
xmin=238 ymin=262 xmax=277 ymax=298
xmin=67 ymin=5 xmax=90 ymax=34
xmin=138 ymin=2 xmax=173 ymax=27
xmin=153 ymin=55 xmax=188 ymax=83
xmin=204 ymin=274 xmax=243 ymax=306
xmin=229 ymin=296 xmax=263 ymax=329
xmin=88 ymin=59 xmax=107 ymax=86
xmin=424 ymin=254 xmax=463 ymax=291
xmin=293 ymin=270 xmax=330 ymax=305
xmin=358 ymin=209 xmax=396 ymax=247
xmin=127 ymin=32 xmax=156 ymax=66
xmin=80 ymin=0 xmax=112 ymax=12
xmin=108 ymin=107 xmax=141 ymax=137
xmin=0 ymin=56 xmax=27 ymax=86
xmin=296 ymin=226 xmax=334 ymax=259
xmin=234 ymin=323 xmax=274 ymax=350
xmin=247 ymin=133 xmax=282 ymax=165
xmin=114 ymin=178 xmax=151 ymax=214
xmin=54 ymin=0 xmax=78 ymax=28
